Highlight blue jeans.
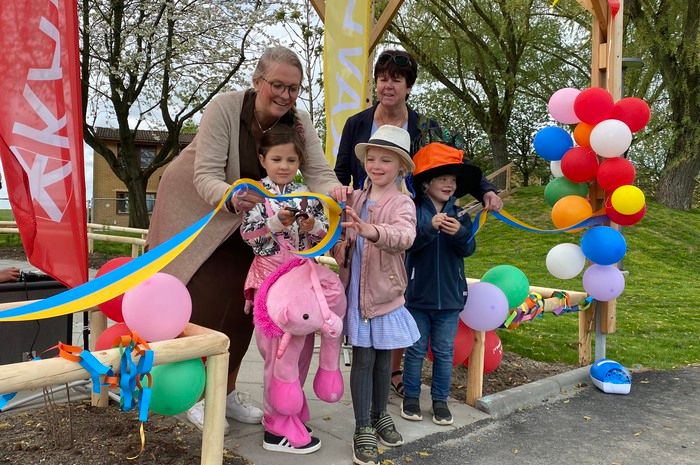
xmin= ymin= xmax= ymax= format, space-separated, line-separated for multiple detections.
xmin=403 ymin=308 xmax=461 ymax=401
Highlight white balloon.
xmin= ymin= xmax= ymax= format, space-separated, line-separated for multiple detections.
xmin=590 ymin=119 xmax=632 ymax=157
xmin=546 ymin=243 xmax=586 ymax=279
xmin=550 ymin=160 xmax=564 ymax=178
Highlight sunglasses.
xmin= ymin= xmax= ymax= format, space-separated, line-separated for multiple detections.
xmin=376 ymin=52 xmax=412 ymax=67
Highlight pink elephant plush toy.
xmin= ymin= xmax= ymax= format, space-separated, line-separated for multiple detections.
xmin=253 ymin=257 xmax=346 ymax=448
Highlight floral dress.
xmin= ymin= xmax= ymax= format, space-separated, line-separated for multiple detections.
xmin=240 ymin=177 xmax=328 ymax=301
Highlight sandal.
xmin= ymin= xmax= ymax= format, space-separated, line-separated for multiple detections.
xmin=390 ymin=370 xmax=404 ymax=398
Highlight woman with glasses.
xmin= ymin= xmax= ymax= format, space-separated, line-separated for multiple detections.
xmin=147 ymin=46 xmax=344 ymax=453
xmin=334 ymin=49 xmax=503 ymax=403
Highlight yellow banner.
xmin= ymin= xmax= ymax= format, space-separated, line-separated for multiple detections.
xmin=323 ymin=0 xmax=372 ymax=165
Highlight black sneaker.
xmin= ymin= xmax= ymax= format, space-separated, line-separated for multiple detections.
xmin=432 ymin=400 xmax=453 ymax=425
xmin=262 ymin=430 xmax=322 ymax=454
xmin=352 ymin=426 xmax=378 ymax=465
xmin=372 ymin=412 xmax=404 ymax=447
xmin=400 ymin=397 xmax=422 ymax=421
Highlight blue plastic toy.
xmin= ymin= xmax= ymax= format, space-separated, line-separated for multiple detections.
xmin=590 ymin=358 xmax=631 ymax=395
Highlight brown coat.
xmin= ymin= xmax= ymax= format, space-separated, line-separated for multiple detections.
xmin=147 ymin=90 xmax=339 ymax=284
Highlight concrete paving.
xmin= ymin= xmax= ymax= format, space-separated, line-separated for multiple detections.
xmin=0 ymin=257 xmax=593 ymax=465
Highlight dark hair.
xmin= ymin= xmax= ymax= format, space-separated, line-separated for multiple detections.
xmin=259 ymin=124 xmax=306 ymax=166
xmin=374 ymin=49 xmax=418 ymax=88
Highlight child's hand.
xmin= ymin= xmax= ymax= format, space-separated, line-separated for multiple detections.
xmin=298 ymin=216 xmax=315 ymax=233
xmin=342 ymin=206 xmax=379 ymax=241
xmin=277 ymin=208 xmax=296 ymax=227
xmin=439 ymin=216 xmax=461 ymax=236
xmin=432 ymin=213 xmax=447 ymax=230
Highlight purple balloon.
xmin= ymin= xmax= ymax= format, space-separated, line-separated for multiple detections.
xmin=582 ymin=265 xmax=625 ymax=301
xmin=460 ymin=282 xmax=510 ymax=332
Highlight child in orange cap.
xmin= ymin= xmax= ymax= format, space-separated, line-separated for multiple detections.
xmin=400 ymin=142 xmax=482 ymax=425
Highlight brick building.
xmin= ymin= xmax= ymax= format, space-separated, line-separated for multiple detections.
xmin=91 ymin=127 xmax=194 ymax=226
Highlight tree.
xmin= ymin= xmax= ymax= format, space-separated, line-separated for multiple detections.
xmin=626 ymin=0 xmax=700 ymax=210
xmin=80 ymin=0 xmax=267 ymax=227
xmin=273 ymin=1 xmax=325 ymax=130
xmin=389 ymin=0 xmax=589 ymax=188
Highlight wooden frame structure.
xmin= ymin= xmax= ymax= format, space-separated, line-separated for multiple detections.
xmin=0 ymin=310 xmax=230 ymax=465
xmin=314 ymin=0 xmax=625 ymax=406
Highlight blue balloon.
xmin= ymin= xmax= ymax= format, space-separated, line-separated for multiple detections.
xmin=580 ymin=226 xmax=627 ymax=265
xmin=533 ymin=126 xmax=573 ymax=161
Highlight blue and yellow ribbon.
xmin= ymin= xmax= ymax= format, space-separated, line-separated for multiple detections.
xmin=468 ymin=208 xmax=608 ymax=243
xmin=0 ymin=179 xmax=342 ymax=322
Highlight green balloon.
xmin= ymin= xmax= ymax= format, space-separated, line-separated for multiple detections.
xmin=481 ymin=265 xmax=530 ymax=309
xmin=148 ymin=358 xmax=206 ymax=416
xmin=544 ymin=177 xmax=589 ymax=206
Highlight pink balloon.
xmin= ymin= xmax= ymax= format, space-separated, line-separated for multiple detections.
xmin=582 ymin=265 xmax=625 ymax=301
xmin=548 ymin=88 xmax=581 ymax=124
xmin=460 ymin=282 xmax=509 ymax=332
xmin=94 ymin=322 xmax=131 ymax=351
xmin=122 ymin=273 xmax=192 ymax=342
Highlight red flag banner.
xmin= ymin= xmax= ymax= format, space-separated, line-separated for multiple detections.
xmin=0 ymin=0 xmax=88 ymax=288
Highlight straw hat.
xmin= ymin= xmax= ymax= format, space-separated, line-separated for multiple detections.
xmin=412 ymin=142 xmax=483 ymax=198
xmin=354 ymin=125 xmax=415 ymax=172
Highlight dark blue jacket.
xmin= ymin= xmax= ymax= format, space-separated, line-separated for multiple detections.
xmin=333 ymin=104 xmax=497 ymax=202
xmin=405 ymin=195 xmax=476 ymax=311
xmin=334 ymin=104 xmax=424 ymax=189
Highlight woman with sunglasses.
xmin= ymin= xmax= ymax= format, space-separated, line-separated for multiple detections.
xmin=334 ymin=49 xmax=503 ymax=402
xmin=148 ymin=46 xmax=344 ymax=453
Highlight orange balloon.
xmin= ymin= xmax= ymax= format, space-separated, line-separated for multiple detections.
xmin=551 ymin=195 xmax=593 ymax=232
xmin=573 ymin=122 xmax=594 ymax=148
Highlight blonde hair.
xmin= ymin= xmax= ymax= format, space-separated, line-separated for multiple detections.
xmin=252 ymin=46 xmax=303 ymax=83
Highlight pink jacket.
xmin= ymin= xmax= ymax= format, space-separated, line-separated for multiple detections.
xmin=333 ymin=185 xmax=416 ymax=319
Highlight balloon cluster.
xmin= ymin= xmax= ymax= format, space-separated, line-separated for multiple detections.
xmin=535 ymin=87 xmax=651 ymax=301
xmin=94 ymin=258 xmax=200 ymax=416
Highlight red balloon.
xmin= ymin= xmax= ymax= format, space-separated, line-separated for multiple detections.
xmin=95 ymin=257 xmax=133 ymax=322
xmin=597 ymin=157 xmax=636 ymax=192
xmin=463 ymin=330 xmax=504 ymax=374
xmin=426 ymin=322 xmax=475 ymax=367
xmin=611 ymin=97 xmax=651 ymax=132
xmin=573 ymin=88 xmax=614 ymax=125
xmin=561 ymin=147 xmax=599 ymax=183
xmin=605 ymin=200 xmax=647 ymax=226
xmin=94 ymin=322 xmax=131 ymax=351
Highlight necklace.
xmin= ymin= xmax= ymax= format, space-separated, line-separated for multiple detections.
xmin=376 ymin=106 xmax=408 ymax=127
xmin=254 ymin=111 xmax=279 ymax=134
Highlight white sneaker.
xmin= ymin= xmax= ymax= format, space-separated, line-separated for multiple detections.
xmin=226 ymin=390 xmax=263 ymax=424
xmin=186 ymin=400 xmax=230 ymax=435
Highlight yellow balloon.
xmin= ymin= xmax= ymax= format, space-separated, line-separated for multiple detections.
xmin=611 ymin=185 xmax=645 ymax=215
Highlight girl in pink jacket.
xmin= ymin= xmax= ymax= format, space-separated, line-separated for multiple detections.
xmin=334 ymin=125 xmax=420 ymax=465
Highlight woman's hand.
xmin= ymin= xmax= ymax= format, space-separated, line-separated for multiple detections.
xmin=342 ymin=206 xmax=378 ymax=241
xmin=483 ymin=191 xmax=503 ymax=211
xmin=230 ymin=187 xmax=265 ymax=213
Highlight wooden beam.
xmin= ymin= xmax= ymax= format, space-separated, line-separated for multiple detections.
xmin=591 ymin=0 xmax=609 ymax=37
xmin=310 ymin=0 xmax=325 ymax=22
xmin=369 ymin=0 xmax=405 ymax=51
xmin=466 ymin=331 xmax=485 ymax=406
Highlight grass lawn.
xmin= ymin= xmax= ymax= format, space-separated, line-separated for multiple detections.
xmin=468 ymin=186 xmax=700 ymax=370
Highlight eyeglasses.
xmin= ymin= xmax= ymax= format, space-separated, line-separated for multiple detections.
xmin=261 ymin=77 xmax=301 ymax=97
xmin=376 ymin=52 xmax=413 ymax=67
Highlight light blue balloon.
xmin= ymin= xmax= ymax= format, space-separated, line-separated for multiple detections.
xmin=580 ymin=226 xmax=627 ymax=265
xmin=533 ymin=126 xmax=573 ymax=161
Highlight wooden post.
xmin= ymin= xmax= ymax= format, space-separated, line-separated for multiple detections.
xmin=465 ymin=330 xmax=485 ymax=406
xmin=90 ymin=310 xmax=110 ymax=407
xmin=200 ymin=353 xmax=229 ymax=465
